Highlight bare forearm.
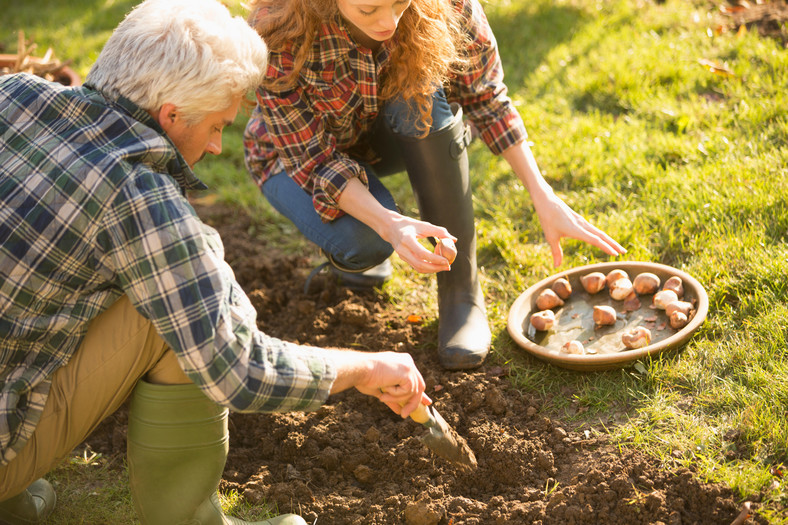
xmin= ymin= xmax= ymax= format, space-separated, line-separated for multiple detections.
xmin=501 ymin=140 xmax=553 ymax=198
xmin=334 ymin=177 xmax=455 ymax=273
xmin=336 ymin=178 xmax=400 ymax=244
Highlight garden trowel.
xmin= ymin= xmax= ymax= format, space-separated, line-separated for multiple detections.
xmin=408 ymin=402 xmax=477 ymax=471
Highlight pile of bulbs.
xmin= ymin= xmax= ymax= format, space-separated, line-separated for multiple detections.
xmin=529 ymin=269 xmax=696 ymax=355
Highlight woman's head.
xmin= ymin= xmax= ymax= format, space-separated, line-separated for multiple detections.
xmin=335 ymin=0 xmax=412 ymax=47
xmin=252 ymin=0 xmax=467 ymax=129
xmin=86 ymin=0 xmax=268 ymax=125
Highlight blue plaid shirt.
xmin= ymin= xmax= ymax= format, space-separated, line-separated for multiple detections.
xmin=0 ymin=74 xmax=335 ymax=466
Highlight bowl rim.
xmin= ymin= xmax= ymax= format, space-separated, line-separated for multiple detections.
xmin=506 ymin=261 xmax=709 ymax=371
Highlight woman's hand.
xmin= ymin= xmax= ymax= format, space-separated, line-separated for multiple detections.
xmin=337 ymin=178 xmax=457 ymax=274
xmin=383 ymin=214 xmax=457 ymax=273
xmin=531 ymin=187 xmax=626 ymax=267
xmin=503 ymin=141 xmax=626 ymax=267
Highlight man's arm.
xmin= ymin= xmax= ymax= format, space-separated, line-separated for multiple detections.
xmin=326 ymin=348 xmax=429 ymax=419
xmin=96 ymin=170 xmax=335 ymax=413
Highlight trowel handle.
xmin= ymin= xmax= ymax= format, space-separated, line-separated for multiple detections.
xmin=408 ymin=402 xmax=431 ymax=425
xmin=389 ymin=388 xmax=431 ymax=425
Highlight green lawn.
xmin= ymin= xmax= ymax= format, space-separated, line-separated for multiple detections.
xmin=3 ymin=0 xmax=787 ymax=523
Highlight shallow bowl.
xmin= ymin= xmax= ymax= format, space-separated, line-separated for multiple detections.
xmin=506 ymin=261 xmax=709 ymax=371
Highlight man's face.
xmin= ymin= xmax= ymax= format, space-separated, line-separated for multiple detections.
xmin=336 ymin=0 xmax=411 ymax=46
xmin=161 ymin=96 xmax=242 ymax=167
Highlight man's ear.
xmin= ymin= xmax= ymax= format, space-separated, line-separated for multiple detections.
xmin=156 ymin=103 xmax=180 ymax=132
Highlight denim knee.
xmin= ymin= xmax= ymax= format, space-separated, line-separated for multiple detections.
xmin=327 ymin=228 xmax=394 ymax=270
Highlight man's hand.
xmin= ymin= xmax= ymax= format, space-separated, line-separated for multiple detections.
xmin=328 ymin=349 xmax=429 ymax=419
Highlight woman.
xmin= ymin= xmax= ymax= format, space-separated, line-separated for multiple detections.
xmin=243 ymin=0 xmax=625 ymax=370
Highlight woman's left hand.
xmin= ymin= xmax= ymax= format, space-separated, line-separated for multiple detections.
xmin=502 ymin=141 xmax=626 ymax=267
xmin=531 ymin=188 xmax=626 ymax=267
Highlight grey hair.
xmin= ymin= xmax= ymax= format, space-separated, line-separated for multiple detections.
xmin=86 ymin=0 xmax=267 ymax=124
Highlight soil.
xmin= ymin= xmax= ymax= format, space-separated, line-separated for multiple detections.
xmin=718 ymin=0 xmax=788 ymax=46
xmin=82 ymin=203 xmax=774 ymax=524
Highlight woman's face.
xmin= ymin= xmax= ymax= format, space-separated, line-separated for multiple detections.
xmin=336 ymin=0 xmax=412 ymax=46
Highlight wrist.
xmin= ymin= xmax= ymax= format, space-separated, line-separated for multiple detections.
xmin=328 ymin=349 xmax=374 ymax=395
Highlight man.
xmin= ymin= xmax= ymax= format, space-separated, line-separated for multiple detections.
xmin=0 ymin=1 xmax=428 ymax=524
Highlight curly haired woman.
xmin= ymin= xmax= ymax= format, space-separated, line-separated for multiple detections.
xmin=243 ymin=0 xmax=626 ymax=370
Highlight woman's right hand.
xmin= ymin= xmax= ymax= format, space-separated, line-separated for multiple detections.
xmin=384 ymin=213 xmax=457 ymax=274
xmin=338 ymin=178 xmax=456 ymax=274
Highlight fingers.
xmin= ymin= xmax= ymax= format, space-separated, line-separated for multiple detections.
xmin=550 ymin=240 xmax=564 ymax=268
xmin=389 ymin=218 xmax=458 ymax=273
xmin=399 ymin=246 xmax=451 ymax=273
xmin=380 ymin=390 xmax=432 ymax=419
xmin=543 ymin=207 xmax=627 ymax=265
xmin=368 ymin=352 xmax=427 ymax=418
xmin=395 ymin=238 xmax=453 ymax=273
xmin=573 ymin=222 xmax=627 ymax=257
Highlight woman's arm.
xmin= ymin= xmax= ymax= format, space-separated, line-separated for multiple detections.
xmin=337 ymin=178 xmax=456 ymax=273
xmin=502 ymin=140 xmax=626 ymax=267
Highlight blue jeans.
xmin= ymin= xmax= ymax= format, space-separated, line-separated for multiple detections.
xmin=262 ymin=89 xmax=454 ymax=270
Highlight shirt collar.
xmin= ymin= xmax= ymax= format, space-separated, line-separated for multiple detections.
xmin=82 ymin=83 xmax=209 ymax=192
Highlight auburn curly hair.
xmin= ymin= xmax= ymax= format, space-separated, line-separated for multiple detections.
xmin=248 ymin=0 xmax=468 ymax=132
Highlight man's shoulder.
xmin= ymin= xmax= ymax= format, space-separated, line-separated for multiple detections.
xmin=0 ymin=72 xmax=69 ymax=110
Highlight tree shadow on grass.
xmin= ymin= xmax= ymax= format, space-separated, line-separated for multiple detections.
xmin=487 ymin=2 xmax=643 ymax=118
xmin=485 ymin=2 xmax=588 ymax=94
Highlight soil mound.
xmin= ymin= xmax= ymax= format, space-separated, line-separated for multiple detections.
xmin=84 ymin=203 xmax=766 ymax=524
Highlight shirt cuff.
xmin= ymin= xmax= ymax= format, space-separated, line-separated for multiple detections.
xmin=479 ymin=110 xmax=528 ymax=156
xmin=312 ymin=157 xmax=369 ymax=223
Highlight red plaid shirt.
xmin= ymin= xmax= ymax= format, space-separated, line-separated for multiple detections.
xmin=243 ymin=0 xmax=527 ymax=222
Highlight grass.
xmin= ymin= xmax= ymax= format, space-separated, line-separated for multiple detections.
xmin=3 ymin=0 xmax=788 ymax=522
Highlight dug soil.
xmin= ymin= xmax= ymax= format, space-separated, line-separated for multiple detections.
xmin=84 ymin=203 xmax=769 ymax=525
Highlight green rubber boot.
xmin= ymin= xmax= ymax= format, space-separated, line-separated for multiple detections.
xmin=0 ymin=479 xmax=56 ymax=525
xmin=127 ymin=381 xmax=306 ymax=525
xmin=396 ymin=104 xmax=491 ymax=370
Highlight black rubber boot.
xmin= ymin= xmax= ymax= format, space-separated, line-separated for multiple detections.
xmin=325 ymin=253 xmax=392 ymax=290
xmin=0 ymin=479 xmax=56 ymax=525
xmin=395 ymin=105 xmax=491 ymax=370
xmin=303 ymin=252 xmax=392 ymax=294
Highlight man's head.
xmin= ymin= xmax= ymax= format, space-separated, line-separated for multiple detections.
xmin=86 ymin=0 xmax=267 ymax=128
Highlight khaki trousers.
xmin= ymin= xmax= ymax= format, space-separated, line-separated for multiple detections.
xmin=0 ymin=295 xmax=190 ymax=500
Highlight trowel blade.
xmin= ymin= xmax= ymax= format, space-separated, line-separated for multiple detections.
xmin=419 ymin=404 xmax=477 ymax=471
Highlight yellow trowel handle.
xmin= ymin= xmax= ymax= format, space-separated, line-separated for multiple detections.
xmin=407 ymin=402 xmax=431 ymax=425
xmin=386 ymin=386 xmax=431 ymax=425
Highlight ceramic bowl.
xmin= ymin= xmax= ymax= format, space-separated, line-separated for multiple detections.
xmin=506 ymin=261 xmax=709 ymax=371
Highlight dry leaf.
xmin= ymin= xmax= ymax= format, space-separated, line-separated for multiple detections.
xmin=698 ymin=58 xmax=736 ymax=77
xmin=719 ymin=4 xmax=748 ymax=14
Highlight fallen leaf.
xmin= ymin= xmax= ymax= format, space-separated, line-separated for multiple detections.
xmin=406 ymin=314 xmax=422 ymax=324
xmin=719 ymin=4 xmax=748 ymax=13
xmin=698 ymin=58 xmax=736 ymax=77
